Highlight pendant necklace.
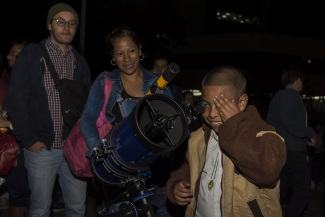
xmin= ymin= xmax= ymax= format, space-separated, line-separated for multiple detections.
xmin=208 ymin=152 xmax=219 ymax=191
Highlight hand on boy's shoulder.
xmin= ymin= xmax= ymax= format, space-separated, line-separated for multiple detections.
xmin=213 ymin=94 xmax=241 ymax=122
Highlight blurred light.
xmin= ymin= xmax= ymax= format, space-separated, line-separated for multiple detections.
xmin=308 ymin=60 xmax=311 ymax=63
xmin=185 ymin=89 xmax=202 ymax=96
xmin=216 ymin=10 xmax=259 ymax=25
xmin=156 ymin=33 xmax=168 ymax=39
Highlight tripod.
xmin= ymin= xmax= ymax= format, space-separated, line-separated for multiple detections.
xmin=96 ymin=175 xmax=157 ymax=217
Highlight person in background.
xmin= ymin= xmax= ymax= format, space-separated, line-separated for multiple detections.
xmin=0 ymin=39 xmax=28 ymax=110
xmin=266 ymin=66 xmax=317 ymax=217
xmin=2 ymin=39 xmax=31 ymax=217
xmin=182 ymin=91 xmax=203 ymax=133
xmin=166 ymin=65 xmax=286 ymax=217
xmin=8 ymin=3 xmax=91 ymax=216
xmin=0 ymin=51 xmax=10 ymax=211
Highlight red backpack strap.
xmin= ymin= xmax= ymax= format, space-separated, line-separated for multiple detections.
xmin=101 ymin=71 xmax=112 ymax=112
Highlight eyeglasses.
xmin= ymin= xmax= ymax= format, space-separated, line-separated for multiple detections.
xmin=52 ymin=18 xmax=78 ymax=29
xmin=8 ymin=51 xmax=20 ymax=57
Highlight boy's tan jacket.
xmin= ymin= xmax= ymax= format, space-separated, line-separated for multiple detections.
xmin=166 ymin=105 xmax=286 ymax=217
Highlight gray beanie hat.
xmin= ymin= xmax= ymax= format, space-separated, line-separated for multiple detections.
xmin=47 ymin=3 xmax=79 ymax=27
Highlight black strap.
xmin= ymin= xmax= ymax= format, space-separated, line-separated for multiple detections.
xmin=37 ymin=43 xmax=61 ymax=86
xmin=247 ymin=199 xmax=264 ymax=217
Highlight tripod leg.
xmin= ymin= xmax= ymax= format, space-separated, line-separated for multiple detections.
xmin=138 ymin=192 xmax=156 ymax=217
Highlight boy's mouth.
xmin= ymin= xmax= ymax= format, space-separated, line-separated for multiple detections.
xmin=210 ymin=121 xmax=223 ymax=126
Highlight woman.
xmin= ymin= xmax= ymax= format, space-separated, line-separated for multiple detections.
xmin=80 ymin=26 xmax=173 ymax=155
xmin=80 ymin=26 xmax=174 ymax=215
xmin=1 ymin=40 xmax=30 ymax=217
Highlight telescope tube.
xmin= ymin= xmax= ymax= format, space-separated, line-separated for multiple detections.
xmin=146 ymin=63 xmax=180 ymax=95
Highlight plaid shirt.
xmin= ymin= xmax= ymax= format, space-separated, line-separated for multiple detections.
xmin=43 ymin=38 xmax=75 ymax=149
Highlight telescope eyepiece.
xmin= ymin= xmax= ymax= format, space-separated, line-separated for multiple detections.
xmin=186 ymin=102 xmax=206 ymax=119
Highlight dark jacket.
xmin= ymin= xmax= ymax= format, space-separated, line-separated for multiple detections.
xmin=8 ymin=40 xmax=91 ymax=150
xmin=266 ymin=88 xmax=316 ymax=152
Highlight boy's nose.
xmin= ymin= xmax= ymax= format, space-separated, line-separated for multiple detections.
xmin=209 ymin=108 xmax=220 ymax=118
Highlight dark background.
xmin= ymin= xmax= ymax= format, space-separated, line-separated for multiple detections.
xmin=1 ymin=0 xmax=325 ymax=97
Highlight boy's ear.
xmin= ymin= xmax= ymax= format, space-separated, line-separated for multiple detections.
xmin=238 ymin=94 xmax=248 ymax=111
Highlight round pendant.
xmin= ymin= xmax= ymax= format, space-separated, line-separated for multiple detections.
xmin=208 ymin=180 xmax=214 ymax=191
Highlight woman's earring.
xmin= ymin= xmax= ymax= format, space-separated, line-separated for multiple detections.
xmin=140 ymin=54 xmax=145 ymax=61
xmin=111 ymin=59 xmax=116 ymax=66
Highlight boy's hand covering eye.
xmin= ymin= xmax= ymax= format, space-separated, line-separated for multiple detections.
xmin=213 ymin=94 xmax=240 ymax=122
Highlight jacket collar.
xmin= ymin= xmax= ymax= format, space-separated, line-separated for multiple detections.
xmin=202 ymin=122 xmax=212 ymax=145
xmin=40 ymin=39 xmax=80 ymax=62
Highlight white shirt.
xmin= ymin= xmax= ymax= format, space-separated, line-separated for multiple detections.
xmin=196 ymin=130 xmax=223 ymax=217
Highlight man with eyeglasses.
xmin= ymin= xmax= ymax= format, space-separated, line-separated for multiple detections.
xmin=7 ymin=3 xmax=91 ymax=217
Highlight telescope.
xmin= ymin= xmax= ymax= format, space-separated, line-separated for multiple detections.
xmin=91 ymin=63 xmax=201 ymax=217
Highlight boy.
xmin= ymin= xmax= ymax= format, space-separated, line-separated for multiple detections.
xmin=166 ymin=66 xmax=286 ymax=217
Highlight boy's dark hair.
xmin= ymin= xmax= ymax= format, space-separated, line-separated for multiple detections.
xmin=106 ymin=26 xmax=141 ymax=56
xmin=281 ymin=65 xmax=304 ymax=87
xmin=202 ymin=65 xmax=246 ymax=101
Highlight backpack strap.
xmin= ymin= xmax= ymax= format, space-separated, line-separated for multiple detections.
xmin=102 ymin=71 xmax=112 ymax=112
xmin=37 ymin=43 xmax=61 ymax=86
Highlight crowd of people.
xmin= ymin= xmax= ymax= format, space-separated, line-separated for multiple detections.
xmin=0 ymin=3 xmax=324 ymax=217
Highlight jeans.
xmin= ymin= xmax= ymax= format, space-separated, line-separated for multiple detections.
xmin=280 ymin=150 xmax=310 ymax=217
xmin=24 ymin=149 xmax=87 ymax=217
xmin=150 ymin=186 xmax=172 ymax=217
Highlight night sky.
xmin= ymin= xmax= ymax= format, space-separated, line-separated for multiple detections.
xmin=1 ymin=0 xmax=325 ymax=95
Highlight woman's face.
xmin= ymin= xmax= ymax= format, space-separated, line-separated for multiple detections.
xmin=183 ymin=93 xmax=194 ymax=107
xmin=112 ymin=36 xmax=141 ymax=75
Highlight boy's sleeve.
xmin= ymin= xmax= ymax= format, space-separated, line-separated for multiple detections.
xmin=218 ymin=105 xmax=286 ymax=187
xmin=166 ymin=156 xmax=191 ymax=204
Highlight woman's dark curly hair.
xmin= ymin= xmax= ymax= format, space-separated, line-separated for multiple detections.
xmin=106 ymin=26 xmax=141 ymax=56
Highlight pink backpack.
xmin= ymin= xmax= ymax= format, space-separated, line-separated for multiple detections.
xmin=64 ymin=76 xmax=113 ymax=177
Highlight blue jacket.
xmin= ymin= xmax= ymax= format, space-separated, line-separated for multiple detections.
xmin=266 ymin=88 xmax=316 ymax=152
xmin=8 ymin=40 xmax=92 ymax=149
xmin=80 ymin=66 xmax=173 ymax=156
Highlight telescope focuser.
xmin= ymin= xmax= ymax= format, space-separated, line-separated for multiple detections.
xmin=92 ymin=136 xmax=113 ymax=162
